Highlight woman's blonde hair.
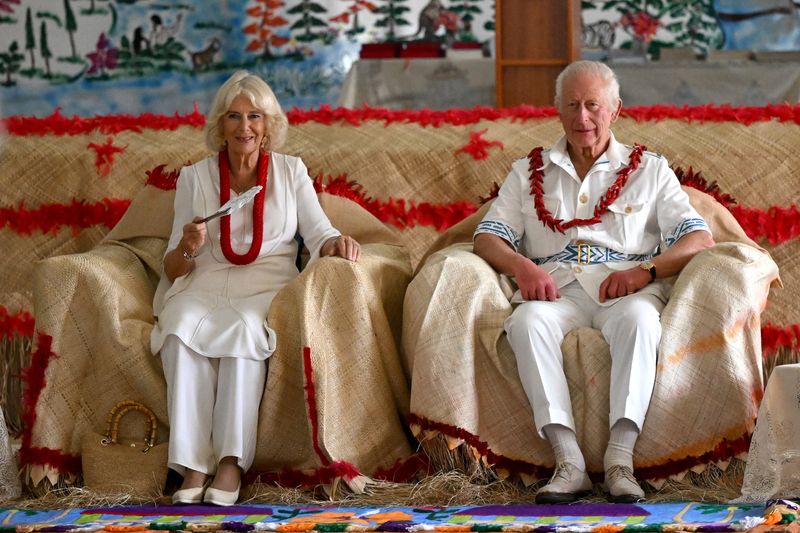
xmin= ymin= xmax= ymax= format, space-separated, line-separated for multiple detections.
xmin=204 ymin=70 xmax=289 ymax=153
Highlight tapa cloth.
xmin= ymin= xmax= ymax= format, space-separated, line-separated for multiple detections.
xmin=26 ymin=183 xmax=412 ymax=489
xmin=403 ymin=187 xmax=780 ymax=482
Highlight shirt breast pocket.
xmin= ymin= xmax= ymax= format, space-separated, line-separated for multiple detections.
xmin=525 ymin=194 xmax=563 ymax=219
xmin=606 ymin=200 xmax=649 ymax=245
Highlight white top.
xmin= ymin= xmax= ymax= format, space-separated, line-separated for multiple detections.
xmin=150 ymin=152 xmax=340 ymax=360
xmin=475 ymin=133 xmax=710 ymax=306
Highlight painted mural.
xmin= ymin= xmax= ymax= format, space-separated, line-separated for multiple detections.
xmin=0 ymin=0 xmax=496 ymax=116
xmin=0 ymin=0 xmax=797 ymax=116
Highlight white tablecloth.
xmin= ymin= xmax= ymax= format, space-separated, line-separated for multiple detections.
xmin=738 ymin=363 xmax=800 ymax=502
xmin=338 ymin=58 xmax=800 ymax=108
xmin=338 ymin=58 xmax=496 ymax=109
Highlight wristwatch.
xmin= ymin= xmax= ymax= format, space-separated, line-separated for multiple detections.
xmin=639 ymin=260 xmax=656 ymax=281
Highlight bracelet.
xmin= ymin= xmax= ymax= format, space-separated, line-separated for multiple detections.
xmin=182 ymin=249 xmax=198 ymax=261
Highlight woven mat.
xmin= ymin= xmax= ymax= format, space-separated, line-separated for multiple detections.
xmin=0 ymin=502 xmax=776 ymax=532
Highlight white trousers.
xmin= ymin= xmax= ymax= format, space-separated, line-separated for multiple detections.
xmin=160 ymin=335 xmax=267 ymax=476
xmin=504 ymin=280 xmax=663 ymax=437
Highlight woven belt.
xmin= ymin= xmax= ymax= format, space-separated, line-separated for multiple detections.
xmin=531 ymin=242 xmax=655 ymax=266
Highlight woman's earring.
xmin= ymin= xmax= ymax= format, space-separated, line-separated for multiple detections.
xmin=262 ymin=135 xmax=270 ymax=150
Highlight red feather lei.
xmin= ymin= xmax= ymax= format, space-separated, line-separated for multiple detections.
xmin=218 ymin=150 xmax=269 ymax=265
xmin=528 ymin=144 xmax=645 ymax=234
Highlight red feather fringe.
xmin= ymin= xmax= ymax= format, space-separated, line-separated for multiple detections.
xmin=17 ymin=332 xmax=83 ymax=474
xmin=8 ymin=104 xmax=800 ymax=138
xmin=87 ymin=136 xmax=127 ymax=177
xmin=0 ymin=306 xmax=35 ymax=339
xmin=0 ymin=197 xmax=130 ymax=236
xmin=245 ymin=460 xmax=362 ymax=487
xmin=455 ymin=129 xmax=504 ymax=161
xmin=145 ymin=163 xmax=185 ymax=191
xmin=371 ymin=454 xmax=431 ymax=483
xmin=5 ymin=105 xmax=205 ymax=136
xmin=730 ymin=204 xmax=800 ymax=245
xmin=673 ymin=165 xmax=737 ymax=208
xmin=761 ymin=322 xmax=800 ymax=358
xmin=302 ymin=346 xmax=331 ymax=466
xmin=408 ymin=413 xmax=752 ymax=482
xmin=313 ymin=173 xmax=477 ymax=231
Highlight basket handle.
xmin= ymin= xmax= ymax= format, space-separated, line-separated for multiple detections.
xmin=102 ymin=400 xmax=159 ymax=451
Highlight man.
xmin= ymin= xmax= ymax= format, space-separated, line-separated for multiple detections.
xmin=473 ymin=60 xmax=715 ymax=503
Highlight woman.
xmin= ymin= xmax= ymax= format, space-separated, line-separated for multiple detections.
xmin=151 ymin=70 xmax=360 ymax=506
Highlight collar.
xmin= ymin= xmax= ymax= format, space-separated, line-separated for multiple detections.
xmin=544 ymin=132 xmax=628 ymax=174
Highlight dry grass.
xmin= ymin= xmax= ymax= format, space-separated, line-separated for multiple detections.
xmin=3 ymin=463 xmax=746 ymax=510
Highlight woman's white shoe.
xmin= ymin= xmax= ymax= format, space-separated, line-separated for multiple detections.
xmin=172 ymin=479 xmax=211 ymax=504
xmin=203 ymin=482 xmax=240 ymax=506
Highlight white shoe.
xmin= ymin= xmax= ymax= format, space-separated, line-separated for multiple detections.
xmin=203 ymin=482 xmax=240 ymax=506
xmin=604 ymin=464 xmax=645 ymax=503
xmin=172 ymin=479 xmax=210 ymax=505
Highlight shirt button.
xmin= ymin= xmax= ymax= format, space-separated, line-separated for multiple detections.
xmin=579 ymin=194 xmax=588 ymax=204
xmin=573 ymin=266 xmax=582 ymax=273
xmin=625 ymin=206 xmax=633 ymax=213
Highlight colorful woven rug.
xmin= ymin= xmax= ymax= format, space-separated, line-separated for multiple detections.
xmin=0 ymin=502 xmax=778 ymax=532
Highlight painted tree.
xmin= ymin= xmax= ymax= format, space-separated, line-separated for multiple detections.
xmin=447 ymin=0 xmax=482 ymax=41
xmin=244 ymin=0 xmax=290 ymax=59
xmin=288 ymin=0 xmax=329 ymax=42
xmin=374 ymin=0 xmax=411 ymax=41
xmin=63 ymin=0 xmax=77 ymax=58
xmin=24 ymin=6 xmax=35 ymax=69
xmin=40 ymin=21 xmax=52 ymax=77
xmin=0 ymin=41 xmax=24 ymax=86
xmin=85 ymin=0 xmax=110 ymax=14
xmin=664 ymin=0 xmax=723 ymax=53
xmin=588 ymin=0 xmax=722 ymax=57
xmin=330 ymin=0 xmax=376 ymax=37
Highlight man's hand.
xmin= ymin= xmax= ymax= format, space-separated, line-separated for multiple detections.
xmin=512 ymin=255 xmax=560 ymax=301
xmin=598 ymin=267 xmax=651 ymax=302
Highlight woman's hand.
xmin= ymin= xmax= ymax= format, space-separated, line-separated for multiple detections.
xmin=180 ymin=216 xmax=207 ymax=258
xmin=164 ymin=217 xmax=207 ymax=282
xmin=322 ymin=235 xmax=361 ymax=262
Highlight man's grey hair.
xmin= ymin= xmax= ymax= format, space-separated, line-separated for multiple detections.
xmin=554 ymin=60 xmax=620 ymax=110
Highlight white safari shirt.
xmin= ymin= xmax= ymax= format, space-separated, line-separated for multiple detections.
xmin=474 ymin=133 xmax=710 ymax=305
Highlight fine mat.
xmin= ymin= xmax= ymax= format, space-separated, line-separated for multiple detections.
xmin=0 ymin=502 xmax=786 ymax=532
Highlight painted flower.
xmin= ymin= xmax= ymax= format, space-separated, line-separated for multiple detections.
xmin=0 ymin=0 xmax=21 ymax=14
xmin=86 ymin=33 xmax=118 ymax=76
xmin=436 ymin=10 xmax=459 ymax=32
xmin=620 ymin=11 xmax=659 ymax=43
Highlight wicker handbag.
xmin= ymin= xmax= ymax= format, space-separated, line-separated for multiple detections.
xmin=81 ymin=400 xmax=168 ymax=498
